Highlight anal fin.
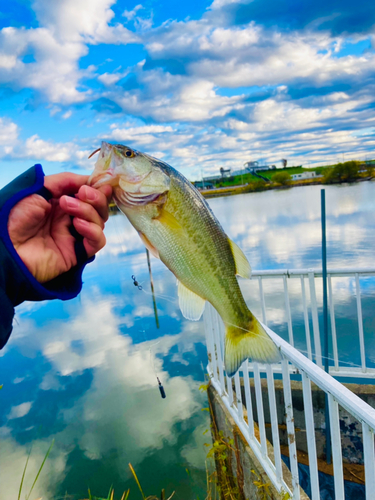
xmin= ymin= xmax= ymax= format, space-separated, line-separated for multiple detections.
xmin=228 ymin=238 xmax=251 ymax=278
xmin=177 ymin=281 xmax=206 ymax=321
xmin=138 ymin=231 xmax=160 ymax=259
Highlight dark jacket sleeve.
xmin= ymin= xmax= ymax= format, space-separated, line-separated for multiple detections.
xmin=0 ymin=164 xmax=94 ymax=349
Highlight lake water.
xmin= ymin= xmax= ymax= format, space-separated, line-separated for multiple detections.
xmin=1 ymin=181 xmax=375 ymax=499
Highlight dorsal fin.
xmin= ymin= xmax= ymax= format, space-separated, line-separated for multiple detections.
xmin=228 ymin=238 xmax=251 ymax=278
xmin=177 ymin=280 xmax=206 ymax=321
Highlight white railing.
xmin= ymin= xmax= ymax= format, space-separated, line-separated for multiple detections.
xmin=249 ymin=267 xmax=375 ymax=378
xmin=204 ymin=303 xmax=375 ymax=500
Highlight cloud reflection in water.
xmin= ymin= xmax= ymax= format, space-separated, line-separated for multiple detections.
xmin=1 ymin=182 xmax=375 ymax=498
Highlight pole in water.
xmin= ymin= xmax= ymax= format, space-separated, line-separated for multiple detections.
xmin=321 ymin=189 xmax=329 ymax=374
xmin=321 ymin=188 xmax=332 ymax=464
xmin=157 ymin=377 xmax=166 ymax=399
xmin=146 ymin=248 xmax=160 ymax=329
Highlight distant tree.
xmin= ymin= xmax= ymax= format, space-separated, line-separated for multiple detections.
xmin=244 ymin=180 xmax=268 ymax=193
xmin=272 ymin=171 xmax=291 ymax=185
xmin=322 ymin=168 xmax=336 ymax=184
xmin=365 ymin=164 xmax=375 ymax=178
xmin=253 ymin=180 xmax=267 ymax=191
xmin=322 ymin=161 xmax=360 ymax=184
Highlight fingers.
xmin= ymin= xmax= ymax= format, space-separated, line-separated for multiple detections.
xmin=76 ymin=184 xmax=112 ymax=221
xmin=44 ymin=173 xmax=89 ymax=198
xmin=73 ymin=218 xmax=106 ymax=258
xmin=59 ymin=184 xmax=113 ymax=259
xmin=59 ymin=195 xmax=105 ymax=229
xmin=47 ymin=173 xmax=113 ymax=259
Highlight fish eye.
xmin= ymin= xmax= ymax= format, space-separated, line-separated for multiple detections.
xmin=125 ymin=150 xmax=135 ymax=158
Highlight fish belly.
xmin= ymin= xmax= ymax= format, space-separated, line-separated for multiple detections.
xmin=116 ymin=185 xmax=281 ymax=375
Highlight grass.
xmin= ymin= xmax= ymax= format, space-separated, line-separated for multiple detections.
xmin=202 ymin=159 xmax=373 ymax=188
xmin=18 ymin=440 xmax=54 ymax=500
xmin=18 ymin=445 xmax=175 ymax=500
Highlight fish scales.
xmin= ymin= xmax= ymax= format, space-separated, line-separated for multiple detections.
xmin=89 ymin=142 xmax=280 ymax=376
xmin=154 ymin=168 xmax=248 ymax=325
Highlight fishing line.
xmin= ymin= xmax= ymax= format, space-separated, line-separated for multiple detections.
xmin=132 ymin=274 xmax=166 ymax=398
xmin=296 ymin=348 xmax=364 ymax=369
xmin=223 ymin=319 xmax=366 ymax=369
xmin=149 ymin=341 xmax=166 ymax=398
xmin=133 ymin=275 xmax=367 ymax=372
xmin=140 ymin=287 xmax=177 ymax=304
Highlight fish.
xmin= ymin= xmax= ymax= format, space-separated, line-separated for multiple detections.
xmin=88 ymin=142 xmax=280 ymax=376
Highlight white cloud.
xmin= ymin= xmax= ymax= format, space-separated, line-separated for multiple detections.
xmin=4 ymin=286 xmax=206 ymax=481
xmin=0 ymin=0 xmax=138 ymax=104
xmin=0 ymin=436 xmax=66 ymax=500
xmin=32 ymin=0 xmax=137 ymax=44
xmin=24 ymin=135 xmax=73 ymax=162
xmin=0 ymin=117 xmax=19 ymax=155
xmin=7 ymin=402 xmax=33 ymax=420
xmin=62 ymin=110 xmax=72 ymax=119
xmin=123 ymin=4 xmax=144 ymax=21
xmin=0 ymin=130 xmax=95 ymax=167
xmin=98 ymin=72 xmax=123 ymax=86
xmin=1 ymin=2 xmax=375 ymax=175
xmin=210 ymin=0 xmax=249 ymax=8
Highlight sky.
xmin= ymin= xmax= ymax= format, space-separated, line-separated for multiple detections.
xmin=0 ymin=0 xmax=374 ymax=185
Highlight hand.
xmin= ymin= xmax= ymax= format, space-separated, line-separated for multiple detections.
xmin=8 ymin=173 xmax=112 ymax=283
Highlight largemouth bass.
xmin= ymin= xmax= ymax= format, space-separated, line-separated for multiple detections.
xmin=89 ymin=142 xmax=280 ymax=376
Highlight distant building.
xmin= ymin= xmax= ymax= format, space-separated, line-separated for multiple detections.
xmin=193 ymin=180 xmax=214 ymax=190
xmin=291 ymin=172 xmax=320 ymax=181
xmin=243 ymin=161 xmax=276 ymax=173
xmin=220 ymin=167 xmax=231 ymax=178
xmin=202 ymin=174 xmax=222 ymax=184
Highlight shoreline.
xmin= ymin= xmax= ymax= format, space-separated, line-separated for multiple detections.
xmin=200 ymin=176 xmax=374 ymax=199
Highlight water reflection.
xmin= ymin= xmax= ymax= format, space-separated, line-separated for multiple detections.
xmin=213 ymin=182 xmax=375 ymax=270
xmin=1 ymin=182 xmax=375 ymax=498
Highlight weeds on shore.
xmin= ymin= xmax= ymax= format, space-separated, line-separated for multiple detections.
xmin=83 ymin=464 xmax=175 ymax=500
xmin=18 ymin=439 xmax=54 ymax=500
xmin=18 ymin=444 xmax=175 ymax=500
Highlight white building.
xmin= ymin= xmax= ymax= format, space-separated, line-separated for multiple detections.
xmin=243 ymin=161 xmax=276 ymax=172
xmin=291 ymin=171 xmax=319 ymax=181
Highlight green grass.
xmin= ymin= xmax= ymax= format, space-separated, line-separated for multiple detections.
xmin=210 ymin=165 xmax=327 ymax=188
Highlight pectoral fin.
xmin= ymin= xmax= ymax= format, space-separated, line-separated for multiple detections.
xmin=138 ymin=231 xmax=160 ymax=259
xmin=155 ymin=208 xmax=183 ymax=233
xmin=177 ymin=281 xmax=206 ymax=321
xmin=228 ymin=238 xmax=251 ymax=278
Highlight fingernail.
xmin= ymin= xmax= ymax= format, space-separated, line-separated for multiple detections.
xmin=65 ymin=197 xmax=80 ymax=209
xmin=85 ymin=186 xmax=98 ymax=202
xmin=76 ymin=217 xmax=89 ymax=227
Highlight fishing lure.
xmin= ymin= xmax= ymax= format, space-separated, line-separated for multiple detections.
xmin=132 ymin=275 xmax=142 ymax=290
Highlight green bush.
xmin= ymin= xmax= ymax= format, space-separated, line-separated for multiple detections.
xmin=365 ymin=165 xmax=375 ymax=177
xmin=322 ymin=161 xmax=360 ymax=184
xmin=272 ymin=171 xmax=292 ymax=185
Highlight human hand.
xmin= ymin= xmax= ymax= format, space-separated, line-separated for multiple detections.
xmin=8 ymin=173 xmax=112 ymax=283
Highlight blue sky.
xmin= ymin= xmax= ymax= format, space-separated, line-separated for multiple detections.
xmin=0 ymin=0 xmax=374 ymax=185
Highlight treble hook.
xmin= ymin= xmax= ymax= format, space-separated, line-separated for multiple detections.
xmin=132 ymin=275 xmax=143 ymax=290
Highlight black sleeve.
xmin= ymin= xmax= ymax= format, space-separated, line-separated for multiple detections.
xmin=0 ymin=164 xmax=94 ymax=349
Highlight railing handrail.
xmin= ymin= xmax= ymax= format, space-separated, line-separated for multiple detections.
xmin=265 ymin=324 xmax=375 ymax=430
xmin=205 ymin=267 xmax=375 ymax=499
xmin=251 ymin=267 xmax=375 ymax=278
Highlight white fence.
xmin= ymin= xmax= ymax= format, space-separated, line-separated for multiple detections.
xmin=204 ymin=301 xmax=375 ymax=499
xmin=250 ymin=267 xmax=375 ymax=378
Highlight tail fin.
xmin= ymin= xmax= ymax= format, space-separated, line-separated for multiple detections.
xmin=224 ymin=319 xmax=281 ymax=377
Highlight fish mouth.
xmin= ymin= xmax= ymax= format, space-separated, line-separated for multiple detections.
xmin=88 ymin=172 xmax=118 ymax=188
